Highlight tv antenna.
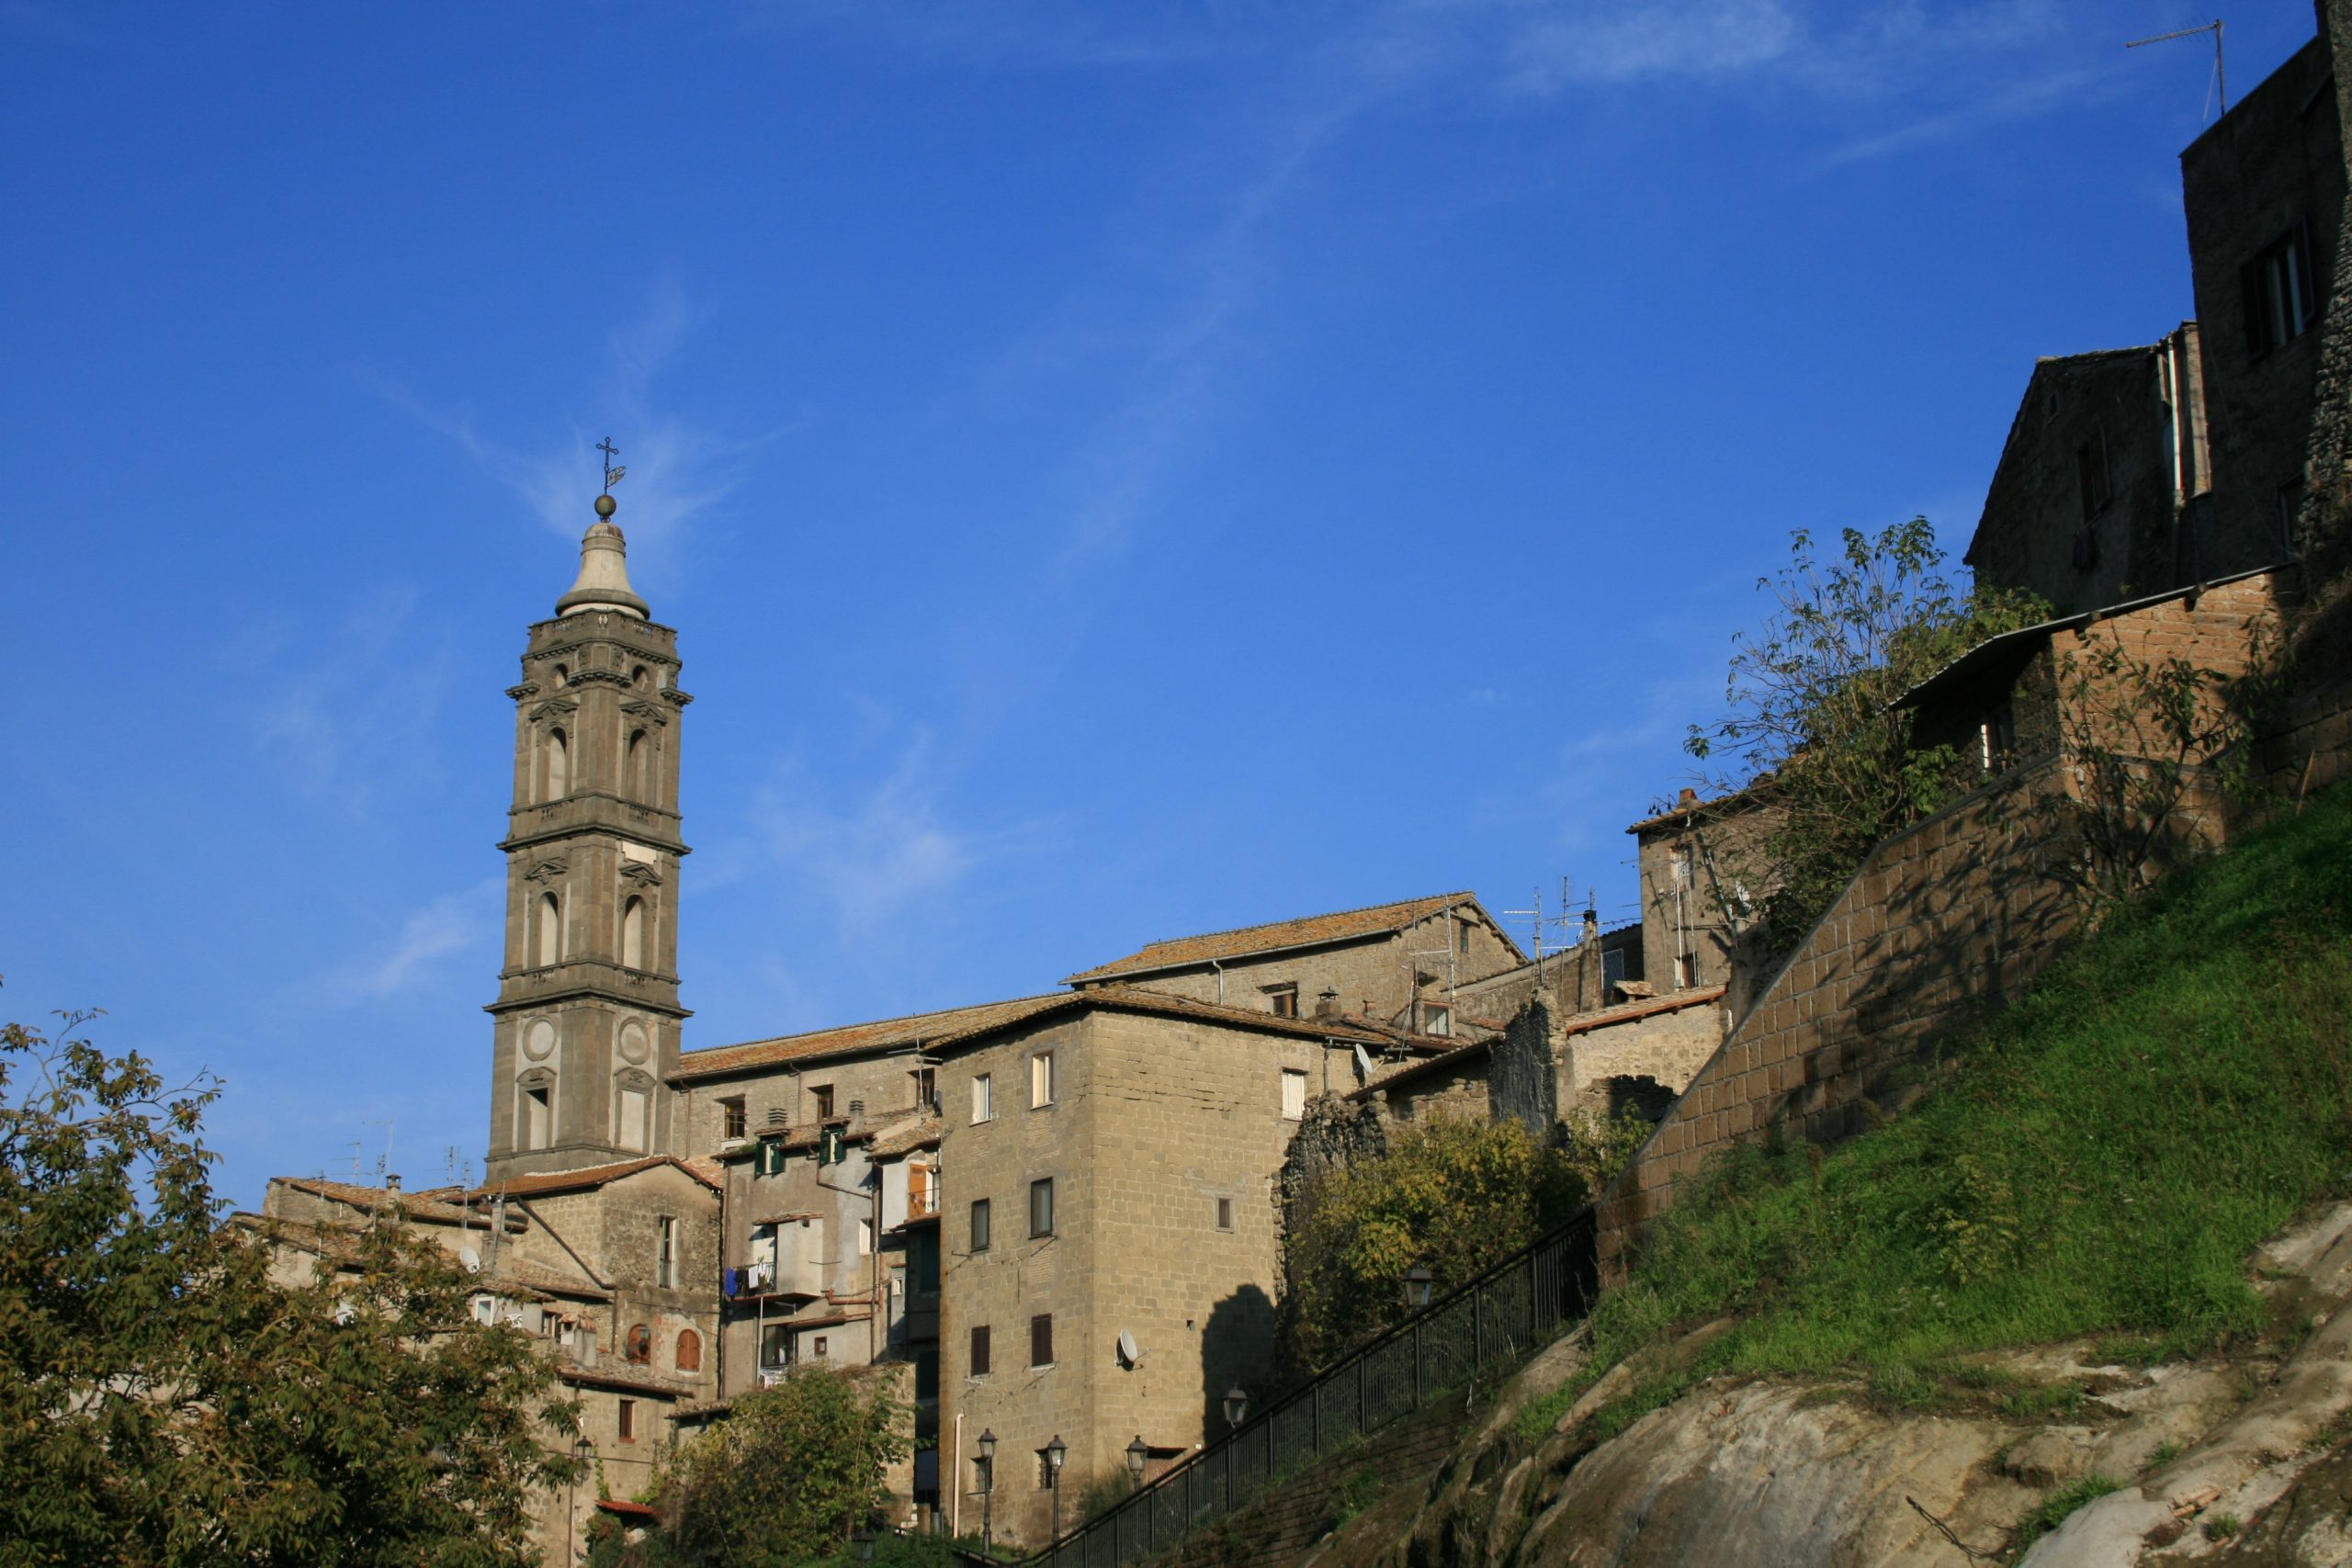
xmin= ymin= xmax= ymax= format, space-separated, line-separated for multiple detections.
xmin=2127 ymin=19 xmax=2224 ymax=118
xmin=364 ymin=1118 xmax=394 ymax=1183
xmin=1503 ymin=879 xmax=1583 ymax=970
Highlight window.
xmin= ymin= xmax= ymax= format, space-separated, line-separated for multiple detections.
xmin=627 ymin=728 xmax=650 ymax=798
xmin=1216 ymin=1197 xmax=1235 ymax=1232
xmin=760 ymin=1321 xmax=794 ymax=1371
xmin=1422 ymin=1004 xmax=1453 ymax=1038
xmin=810 ymin=1084 xmax=835 ymax=1121
xmin=1280 ymin=1069 xmax=1307 ymax=1121
xmin=1265 ymin=985 xmax=1298 ymax=1019
xmin=1030 ymin=1052 xmax=1055 ymax=1108
xmin=1602 ymin=946 xmax=1628 ymax=990
xmin=657 ymin=1217 xmax=680 ymax=1289
xmin=1677 ymin=951 xmax=1701 ymax=988
xmin=2245 ymin=223 xmax=2317 ymax=357
xmin=813 ymin=1335 xmax=829 ymax=1359
xmin=617 ymin=1086 xmax=649 ymax=1154
xmin=625 ymin=1324 xmax=652 ymax=1364
xmin=1029 ymin=1177 xmax=1055 ymax=1238
xmin=617 ymin=1398 xmax=637 ymax=1442
xmin=970 ymin=1324 xmax=991 ymax=1376
xmin=536 ymin=892 xmax=561 ymax=966
xmin=1457 ymin=919 xmax=1471 ymax=953
xmin=1981 ymin=704 xmax=2018 ymax=774
xmin=543 ymin=728 xmax=570 ymax=800
xmin=971 ymin=1072 xmax=993 ymax=1123
xmin=909 ymin=1160 xmax=936 ymax=1218
xmin=519 ymin=1084 xmax=551 ymax=1150
xmin=857 ymin=1218 xmax=874 ymax=1257
xmin=721 ymin=1097 xmax=747 ymax=1141
xmin=1030 ymin=1313 xmax=1054 ymax=1367
xmin=621 ymin=896 xmax=647 ymax=968
xmin=2076 ymin=432 xmax=2112 ymax=521
xmin=675 ymin=1328 xmax=702 ymax=1372
xmin=969 ymin=1198 xmax=991 ymax=1253
xmin=910 ymin=1065 xmax=937 ymax=1110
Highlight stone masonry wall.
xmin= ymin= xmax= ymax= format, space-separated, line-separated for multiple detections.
xmin=1597 ymin=570 xmax=2317 ymax=1275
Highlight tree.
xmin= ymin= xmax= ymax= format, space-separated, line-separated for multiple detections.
xmin=652 ymin=1367 xmax=910 ymax=1568
xmin=1281 ymin=1114 xmax=1612 ymax=1369
xmin=0 ymin=996 xmax=581 ymax=1567
xmin=1684 ymin=518 xmax=2048 ymax=956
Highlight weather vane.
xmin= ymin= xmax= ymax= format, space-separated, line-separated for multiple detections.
xmin=596 ymin=436 xmax=627 ymax=497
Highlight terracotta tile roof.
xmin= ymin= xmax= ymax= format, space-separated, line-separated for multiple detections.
xmin=1347 ymin=1040 xmax=1492 ymax=1100
xmin=273 ymin=1178 xmax=486 ymax=1228
xmin=465 ymin=1155 xmax=720 ymax=1201
xmin=482 ymin=1255 xmax=611 ymax=1301
xmin=674 ymin=993 xmax=1068 ymax=1080
xmin=1557 ymin=985 xmax=1726 ymax=1037
xmin=681 ymin=987 xmax=1408 ymax=1083
xmin=232 ymin=1213 xmax=610 ymax=1301
xmin=560 ymin=1360 xmax=694 ymax=1398
xmin=1066 ymin=893 xmax=1508 ymax=985
xmin=865 ymin=1111 xmax=942 ymax=1159
xmin=1624 ymin=782 xmax=1773 ymax=836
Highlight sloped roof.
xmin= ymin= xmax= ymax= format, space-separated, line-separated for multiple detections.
xmin=674 ymin=993 xmax=1067 ymax=1080
xmin=1067 ymin=893 xmax=1509 ymax=985
xmin=866 ymin=1111 xmax=943 ymax=1159
xmin=465 ymin=1155 xmax=720 ymax=1201
xmin=680 ymin=986 xmax=1416 ymax=1084
xmin=272 ymin=1178 xmax=487 ymax=1228
xmin=1625 ymin=782 xmax=1774 ymax=836
xmin=230 ymin=1213 xmax=610 ymax=1302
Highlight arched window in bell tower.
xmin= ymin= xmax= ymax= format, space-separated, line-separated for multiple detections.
xmin=542 ymin=728 xmax=571 ymax=801
xmin=621 ymin=896 xmax=647 ymax=969
xmin=536 ymin=892 xmax=561 ymax=966
xmin=627 ymin=728 xmax=650 ymax=801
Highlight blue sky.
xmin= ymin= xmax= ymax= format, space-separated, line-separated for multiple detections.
xmin=2 ymin=0 xmax=2311 ymax=1206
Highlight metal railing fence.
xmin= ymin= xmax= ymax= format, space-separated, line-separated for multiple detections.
xmin=1023 ymin=1206 xmax=1599 ymax=1568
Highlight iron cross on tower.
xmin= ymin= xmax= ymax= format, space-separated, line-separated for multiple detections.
xmin=596 ymin=437 xmax=627 ymax=496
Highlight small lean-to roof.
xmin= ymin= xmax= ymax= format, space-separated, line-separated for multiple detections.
xmin=1893 ymin=563 xmax=2283 ymax=717
xmin=1066 ymin=892 xmax=1518 ymax=985
xmin=464 ymin=1155 xmax=720 ymax=1201
xmin=865 ymin=1111 xmax=943 ymax=1159
xmin=681 ymin=986 xmax=1418 ymax=1084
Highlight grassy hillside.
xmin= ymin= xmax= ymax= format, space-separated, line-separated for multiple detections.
xmin=1526 ymin=783 xmax=2352 ymax=1436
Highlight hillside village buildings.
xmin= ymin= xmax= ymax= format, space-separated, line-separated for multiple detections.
xmin=242 ymin=7 xmax=2352 ymax=1559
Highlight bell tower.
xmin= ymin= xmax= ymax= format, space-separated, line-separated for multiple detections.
xmin=485 ymin=484 xmax=691 ymax=1180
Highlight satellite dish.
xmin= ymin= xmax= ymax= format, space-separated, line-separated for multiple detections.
xmin=459 ymin=1246 xmax=481 ymax=1273
xmin=1117 ymin=1331 xmax=1141 ymax=1367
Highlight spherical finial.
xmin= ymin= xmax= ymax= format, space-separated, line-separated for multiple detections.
xmin=594 ymin=493 xmax=617 ymax=520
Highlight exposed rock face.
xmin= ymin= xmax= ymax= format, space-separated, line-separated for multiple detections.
xmin=1302 ymin=1203 xmax=2352 ymax=1568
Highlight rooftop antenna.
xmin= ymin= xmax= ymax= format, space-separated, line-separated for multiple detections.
xmin=345 ymin=1139 xmax=365 ymax=1179
xmin=364 ymin=1118 xmax=394 ymax=1183
xmin=2127 ymin=19 xmax=2224 ymax=118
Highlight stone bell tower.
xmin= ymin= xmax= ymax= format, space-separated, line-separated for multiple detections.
xmin=484 ymin=488 xmax=691 ymax=1181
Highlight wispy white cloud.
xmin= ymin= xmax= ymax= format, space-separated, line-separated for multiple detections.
xmin=1813 ymin=62 xmax=2111 ymax=168
xmin=232 ymin=587 xmax=457 ymax=816
xmin=748 ymin=735 xmax=1051 ymax=934
xmin=302 ymin=877 xmax=502 ymax=1006
xmin=1503 ymin=0 xmax=1799 ymax=94
xmin=379 ymin=282 xmax=783 ymax=565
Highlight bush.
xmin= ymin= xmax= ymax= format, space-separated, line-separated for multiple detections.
xmin=1283 ymin=1114 xmax=1589 ymax=1367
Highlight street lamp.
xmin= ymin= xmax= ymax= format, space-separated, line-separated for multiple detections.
xmin=568 ymin=1430 xmax=594 ymax=1566
xmin=852 ymin=1527 xmax=877 ymax=1563
xmin=1046 ymin=1434 xmax=1068 ymax=1541
xmin=977 ymin=1428 xmax=997 ymax=1554
xmin=1404 ymin=1265 xmax=1434 ymax=1310
xmin=1222 ymin=1387 xmax=1250 ymax=1432
xmin=1125 ymin=1435 xmax=1149 ymax=1487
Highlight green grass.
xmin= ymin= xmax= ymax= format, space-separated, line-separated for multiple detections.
xmin=2017 ymin=1476 xmax=2121 ymax=1550
xmin=1519 ymin=784 xmax=2352 ymax=1439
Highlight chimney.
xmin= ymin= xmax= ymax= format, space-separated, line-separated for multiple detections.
xmin=848 ymin=1098 xmax=865 ymax=1121
xmin=1313 ymin=988 xmax=1340 ymax=1020
xmin=385 ymin=1173 xmax=401 ymax=1193
xmin=1677 ymin=787 xmax=1699 ymax=807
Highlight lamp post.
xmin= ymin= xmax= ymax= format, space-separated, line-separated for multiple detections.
xmin=852 ymin=1527 xmax=877 ymax=1564
xmin=1125 ymin=1435 xmax=1148 ymax=1489
xmin=568 ymin=1430 xmax=594 ymax=1566
xmin=1046 ymin=1434 xmax=1067 ymax=1542
xmin=1404 ymin=1265 xmax=1434 ymax=1311
xmin=977 ymin=1428 xmax=997 ymax=1555
xmin=1222 ymin=1386 xmax=1250 ymax=1432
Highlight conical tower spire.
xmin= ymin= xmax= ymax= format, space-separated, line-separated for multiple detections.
xmin=556 ymin=491 xmax=650 ymax=619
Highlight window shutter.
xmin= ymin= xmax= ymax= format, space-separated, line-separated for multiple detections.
xmin=1031 ymin=1313 xmax=1053 ymax=1367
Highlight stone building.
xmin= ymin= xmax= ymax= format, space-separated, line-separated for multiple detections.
xmin=1964 ymin=331 xmax=2212 ymax=615
xmin=1625 ymin=783 xmax=1781 ymax=1018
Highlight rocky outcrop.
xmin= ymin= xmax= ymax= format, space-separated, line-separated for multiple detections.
xmin=1296 ymin=1202 xmax=2352 ymax=1568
